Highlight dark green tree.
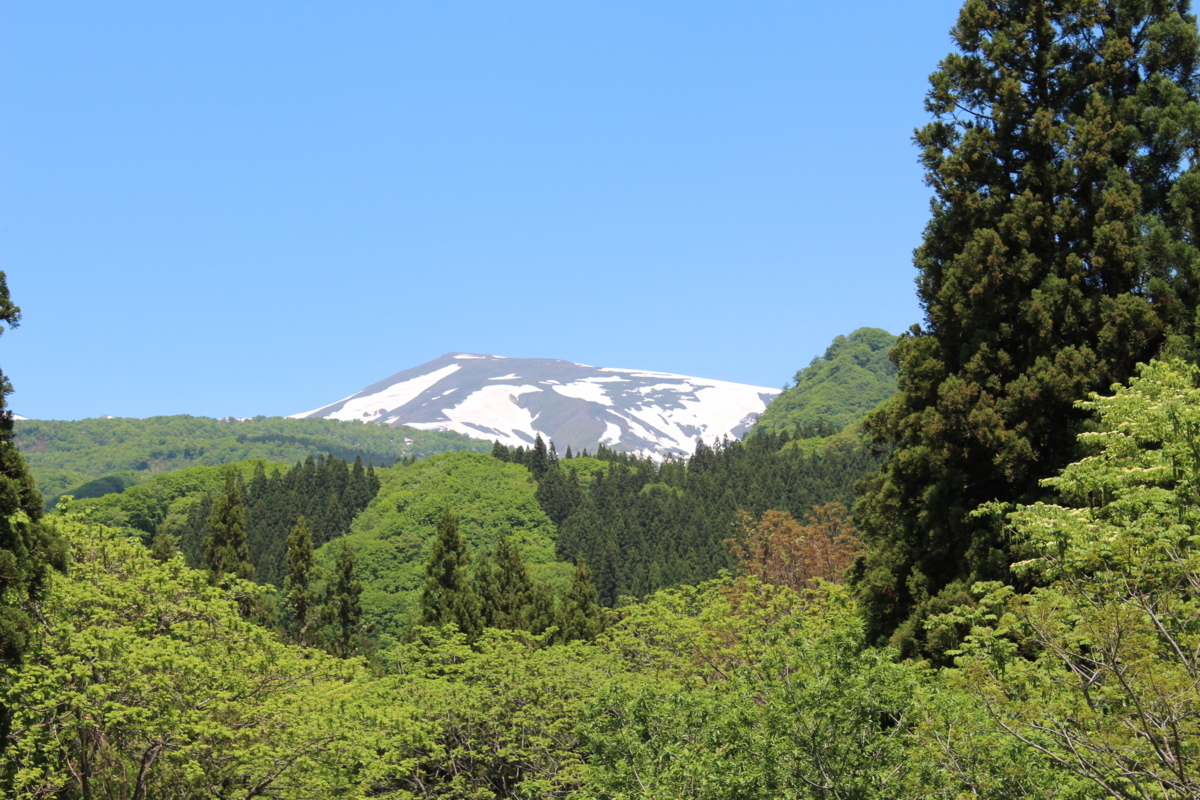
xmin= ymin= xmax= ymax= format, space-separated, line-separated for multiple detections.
xmin=283 ymin=516 xmax=319 ymax=646
xmin=419 ymin=508 xmax=481 ymax=640
xmin=0 ymin=273 xmax=67 ymax=750
xmin=322 ymin=537 xmax=368 ymax=658
xmin=204 ymin=471 xmax=253 ymax=587
xmin=149 ymin=531 xmax=176 ymax=563
xmin=476 ymin=533 xmax=536 ymax=631
xmin=854 ymin=0 xmax=1200 ymax=657
xmin=556 ymin=562 xmax=602 ymax=643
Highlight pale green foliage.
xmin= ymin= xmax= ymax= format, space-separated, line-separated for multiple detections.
xmin=935 ymin=359 xmax=1200 ymax=799
xmin=753 ymin=327 xmax=897 ymax=437
xmin=377 ymin=627 xmax=619 ymax=797
xmin=328 ymin=452 xmax=567 ymax=644
xmin=580 ymin=580 xmax=925 ymax=799
xmin=0 ymin=515 xmax=411 ymax=799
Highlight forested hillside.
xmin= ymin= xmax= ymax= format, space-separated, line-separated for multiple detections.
xmin=496 ymin=430 xmax=882 ymax=603
xmin=16 ymin=414 xmax=489 ymax=506
xmin=751 ymin=327 xmax=898 ymax=437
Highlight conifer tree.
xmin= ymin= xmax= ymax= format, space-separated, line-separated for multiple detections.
xmin=0 ymin=273 xmax=66 ymax=748
xmin=149 ymin=530 xmax=176 ymax=563
xmin=419 ymin=508 xmax=481 ymax=640
xmin=323 ymin=537 xmax=367 ymax=658
xmin=476 ymin=533 xmax=536 ymax=630
xmin=556 ymin=562 xmax=602 ymax=643
xmin=530 ymin=434 xmax=550 ymax=479
xmin=204 ymin=471 xmax=253 ymax=587
xmin=283 ymin=516 xmax=319 ymax=646
xmin=854 ymin=0 xmax=1200 ymax=657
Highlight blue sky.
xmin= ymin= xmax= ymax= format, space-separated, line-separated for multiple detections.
xmin=3 ymin=1 xmax=963 ymax=420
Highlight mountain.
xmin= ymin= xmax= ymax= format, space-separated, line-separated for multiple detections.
xmin=752 ymin=328 xmax=898 ymax=437
xmin=292 ymin=353 xmax=781 ymax=459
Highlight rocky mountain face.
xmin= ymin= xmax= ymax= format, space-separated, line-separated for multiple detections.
xmin=292 ymin=353 xmax=780 ymax=459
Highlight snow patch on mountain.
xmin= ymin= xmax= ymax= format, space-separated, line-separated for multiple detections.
xmin=292 ymin=353 xmax=781 ymax=459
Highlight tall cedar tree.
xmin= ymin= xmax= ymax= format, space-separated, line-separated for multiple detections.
xmin=419 ymin=508 xmax=481 ymax=640
xmin=0 ymin=273 xmax=66 ymax=749
xmin=324 ymin=537 xmax=367 ymax=658
xmin=476 ymin=533 xmax=536 ymax=631
xmin=283 ymin=516 xmax=319 ymax=646
xmin=854 ymin=0 xmax=1200 ymax=657
xmin=204 ymin=471 xmax=253 ymax=587
xmin=556 ymin=562 xmax=602 ymax=643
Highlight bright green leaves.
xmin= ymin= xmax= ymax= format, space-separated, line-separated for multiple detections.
xmin=933 ymin=359 xmax=1200 ymax=798
xmin=1 ymin=516 xmax=374 ymax=799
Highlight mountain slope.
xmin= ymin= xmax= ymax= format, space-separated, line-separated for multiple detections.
xmin=752 ymin=328 xmax=898 ymax=437
xmin=293 ymin=353 xmax=780 ymax=459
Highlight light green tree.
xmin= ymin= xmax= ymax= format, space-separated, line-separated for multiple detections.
xmin=938 ymin=359 xmax=1200 ymax=798
xmin=0 ymin=515 xmax=406 ymax=799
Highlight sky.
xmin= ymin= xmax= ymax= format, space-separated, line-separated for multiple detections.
xmin=3 ymin=1 xmax=965 ymax=421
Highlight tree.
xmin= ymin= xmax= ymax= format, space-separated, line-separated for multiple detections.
xmin=284 ymin=516 xmax=319 ymax=646
xmin=0 ymin=272 xmax=66 ymax=750
xmin=204 ymin=470 xmax=253 ymax=587
xmin=854 ymin=0 xmax=1200 ymax=656
xmin=934 ymin=359 xmax=1200 ymax=798
xmin=419 ymin=508 xmax=481 ymax=640
xmin=323 ymin=537 xmax=369 ymax=658
xmin=476 ymin=533 xmax=537 ymax=631
xmin=556 ymin=562 xmax=602 ymax=643
xmin=0 ymin=514 xmax=378 ymax=799
xmin=728 ymin=504 xmax=863 ymax=590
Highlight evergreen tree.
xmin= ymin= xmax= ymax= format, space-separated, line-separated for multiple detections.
xmin=149 ymin=531 xmax=176 ymax=563
xmin=530 ymin=434 xmax=550 ymax=479
xmin=854 ymin=0 xmax=1200 ymax=657
xmin=283 ymin=516 xmax=319 ymax=646
xmin=556 ymin=562 xmax=602 ymax=643
xmin=322 ymin=537 xmax=368 ymax=658
xmin=476 ymin=533 xmax=536 ymax=630
xmin=0 ymin=273 xmax=67 ymax=748
xmin=419 ymin=508 xmax=481 ymax=640
xmin=204 ymin=471 xmax=253 ymax=587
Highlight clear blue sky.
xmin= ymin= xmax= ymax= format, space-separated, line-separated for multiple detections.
xmin=3 ymin=1 xmax=963 ymax=420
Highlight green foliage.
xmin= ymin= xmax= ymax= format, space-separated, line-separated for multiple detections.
xmin=204 ymin=470 xmax=253 ymax=586
xmin=324 ymin=536 xmax=371 ymax=658
xmin=552 ymin=431 xmax=882 ymax=602
xmin=752 ymin=327 xmax=898 ymax=437
xmin=476 ymin=532 xmax=539 ymax=632
xmin=0 ymin=515 xmax=388 ymax=799
xmin=579 ymin=580 xmax=926 ymax=799
xmin=0 ymin=272 xmax=68 ymax=750
xmin=333 ymin=451 xmax=564 ymax=644
xmin=17 ymin=413 xmax=490 ymax=500
xmin=555 ymin=562 xmax=602 ymax=643
xmin=419 ymin=508 xmax=481 ymax=640
xmin=930 ymin=359 xmax=1200 ymax=798
xmin=854 ymin=0 xmax=1200 ymax=658
xmin=378 ymin=628 xmax=619 ymax=798
xmin=74 ymin=453 xmax=381 ymax=589
xmin=71 ymin=458 xmax=279 ymax=538
xmin=283 ymin=516 xmax=319 ymax=646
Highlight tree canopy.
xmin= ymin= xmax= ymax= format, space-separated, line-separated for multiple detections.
xmin=854 ymin=0 xmax=1200 ymax=657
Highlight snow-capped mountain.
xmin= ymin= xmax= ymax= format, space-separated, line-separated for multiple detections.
xmin=292 ymin=353 xmax=781 ymax=460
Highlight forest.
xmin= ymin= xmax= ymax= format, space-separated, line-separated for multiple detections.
xmin=5 ymin=0 xmax=1200 ymax=797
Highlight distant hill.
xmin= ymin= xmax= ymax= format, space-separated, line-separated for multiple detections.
xmin=292 ymin=353 xmax=780 ymax=460
xmin=16 ymin=414 xmax=489 ymax=505
xmin=752 ymin=328 xmax=898 ymax=437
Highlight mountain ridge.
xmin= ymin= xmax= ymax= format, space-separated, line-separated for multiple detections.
xmin=293 ymin=352 xmax=781 ymax=459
